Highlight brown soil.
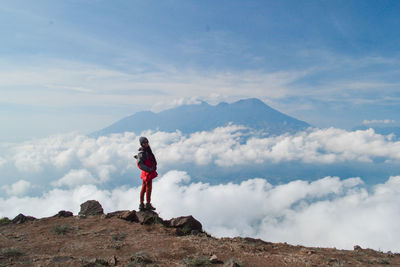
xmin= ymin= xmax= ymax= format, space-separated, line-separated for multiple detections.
xmin=1 ymin=214 xmax=399 ymax=266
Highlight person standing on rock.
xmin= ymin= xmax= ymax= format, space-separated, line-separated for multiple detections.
xmin=135 ymin=136 xmax=158 ymax=211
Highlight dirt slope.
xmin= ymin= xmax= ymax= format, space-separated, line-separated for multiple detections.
xmin=1 ymin=212 xmax=399 ymax=266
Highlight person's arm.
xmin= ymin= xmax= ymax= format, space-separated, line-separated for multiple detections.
xmin=137 ymin=151 xmax=153 ymax=172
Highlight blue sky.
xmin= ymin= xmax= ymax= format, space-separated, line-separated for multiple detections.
xmin=1 ymin=0 xmax=400 ymax=141
xmin=3 ymin=1 xmax=400 ymax=251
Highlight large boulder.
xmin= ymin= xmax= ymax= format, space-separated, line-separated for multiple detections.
xmin=54 ymin=210 xmax=74 ymax=218
xmin=167 ymin=215 xmax=202 ymax=232
xmin=12 ymin=213 xmax=36 ymax=224
xmin=136 ymin=210 xmax=163 ymax=225
xmin=79 ymin=200 xmax=104 ymax=216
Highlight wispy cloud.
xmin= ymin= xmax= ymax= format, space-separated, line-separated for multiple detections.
xmin=0 ymin=57 xmax=312 ymax=113
xmin=363 ymin=119 xmax=396 ymax=125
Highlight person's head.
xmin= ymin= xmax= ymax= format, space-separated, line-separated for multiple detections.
xmin=139 ymin=136 xmax=149 ymax=148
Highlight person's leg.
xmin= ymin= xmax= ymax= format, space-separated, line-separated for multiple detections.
xmin=145 ymin=180 xmax=155 ymax=210
xmin=140 ymin=180 xmax=146 ymax=205
xmin=146 ymin=180 xmax=152 ymax=204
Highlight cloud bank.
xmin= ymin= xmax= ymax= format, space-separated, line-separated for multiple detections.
xmin=1 ymin=171 xmax=400 ymax=252
xmin=1 ymin=125 xmax=400 ymax=189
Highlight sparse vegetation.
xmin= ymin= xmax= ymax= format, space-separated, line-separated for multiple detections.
xmin=0 ymin=217 xmax=10 ymax=226
xmin=0 ymin=248 xmax=24 ymax=258
xmin=128 ymin=251 xmax=153 ymax=266
xmin=182 ymin=256 xmax=211 ymax=266
xmin=152 ymin=214 xmax=164 ymax=225
xmin=51 ymin=224 xmax=75 ymax=235
xmin=83 ymin=258 xmax=110 ymax=267
xmin=201 ymin=230 xmax=212 ymax=237
xmin=111 ymin=232 xmax=127 ymax=241
xmin=182 ymin=225 xmax=192 ymax=235
xmin=332 ymin=259 xmax=346 ymax=267
xmin=373 ymin=258 xmax=391 ymax=265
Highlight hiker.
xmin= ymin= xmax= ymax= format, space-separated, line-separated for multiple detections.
xmin=135 ymin=136 xmax=158 ymax=211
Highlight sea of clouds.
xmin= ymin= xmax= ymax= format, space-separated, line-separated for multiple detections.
xmin=1 ymin=125 xmax=400 ymax=252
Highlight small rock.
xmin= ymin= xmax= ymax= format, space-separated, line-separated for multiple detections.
xmin=51 ymin=256 xmax=74 ymax=263
xmin=354 ymin=245 xmax=362 ymax=251
xmin=11 ymin=213 xmax=36 ymax=224
xmin=210 ymin=254 xmax=223 ymax=264
xmin=224 ymin=258 xmax=241 ymax=267
xmin=109 ymin=255 xmax=118 ymax=266
xmin=88 ymin=258 xmax=97 ymax=264
xmin=79 ymin=200 xmax=104 ymax=216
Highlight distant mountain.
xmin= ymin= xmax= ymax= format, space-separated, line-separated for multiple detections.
xmin=91 ymin=98 xmax=310 ymax=137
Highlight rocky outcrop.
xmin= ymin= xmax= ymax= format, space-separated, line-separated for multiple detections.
xmin=54 ymin=210 xmax=74 ymax=218
xmin=136 ymin=210 xmax=163 ymax=225
xmin=106 ymin=210 xmax=139 ymax=222
xmin=105 ymin=209 xmax=164 ymax=225
xmin=167 ymin=215 xmax=203 ymax=233
xmin=79 ymin=200 xmax=104 ymax=216
xmin=103 ymin=204 xmax=202 ymax=235
xmin=106 ymin=210 xmax=130 ymax=219
xmin=11 ymin=213 xmax=36 ymax=224
xmin=119 ymin=210 xmax=139 ymax=222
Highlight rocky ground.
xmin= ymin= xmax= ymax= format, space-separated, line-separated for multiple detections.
xmin=1 ymin=200 xmax=399 ymax=266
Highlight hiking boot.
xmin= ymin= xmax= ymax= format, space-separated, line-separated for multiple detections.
xmin=145 ymin=203 xmax=156 ymax=211
xmin=139 ymin=203 xmax=145 ymax=211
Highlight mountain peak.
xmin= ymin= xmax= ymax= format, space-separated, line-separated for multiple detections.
xmin=91 ymin=98 xmax=310 ymax=137
xmin=235 ymin=98 xmax=265 ymax=105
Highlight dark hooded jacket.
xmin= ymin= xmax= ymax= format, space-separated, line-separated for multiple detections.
xmin=136 ymin=146 xmax=158 ymax=182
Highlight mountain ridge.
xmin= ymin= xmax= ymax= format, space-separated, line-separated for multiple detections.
xmin=91 ymin=98 xmax=310 ymax=137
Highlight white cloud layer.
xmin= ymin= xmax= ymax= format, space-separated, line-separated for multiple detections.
xmin=1 ymin=171 xmax=400 ymax=252
xmin=2 ymin=126 xmax=400 ymax=184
